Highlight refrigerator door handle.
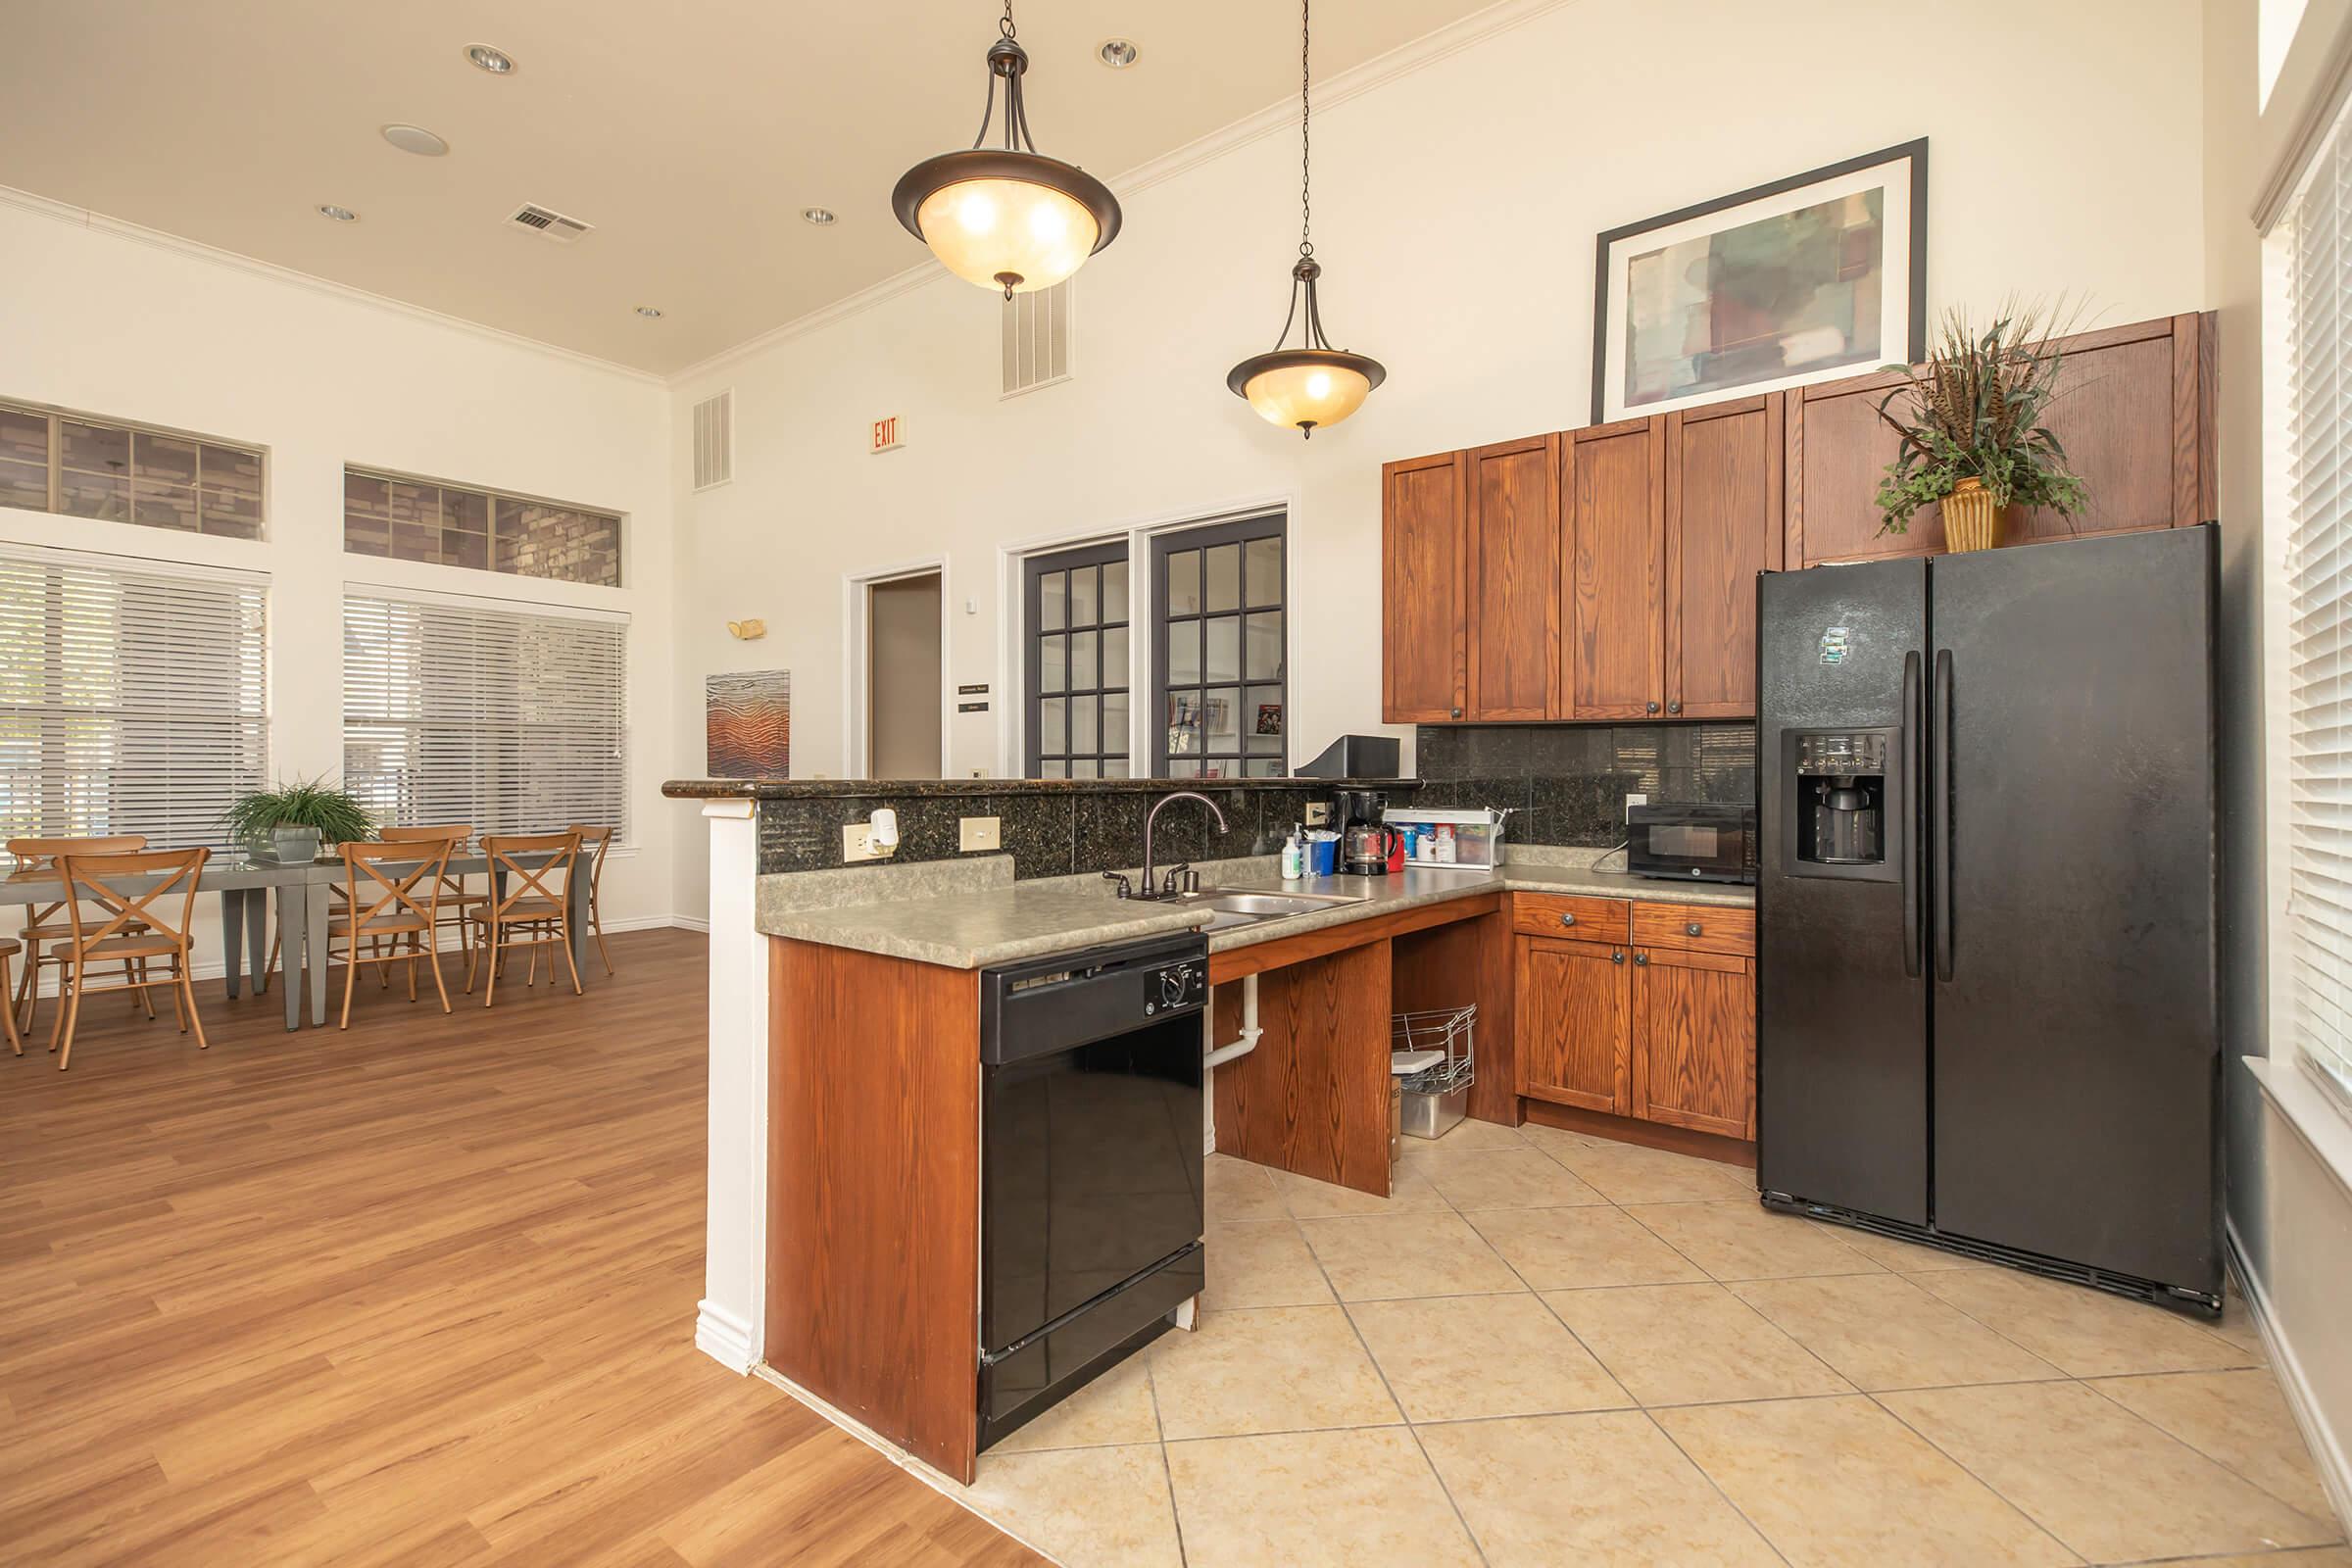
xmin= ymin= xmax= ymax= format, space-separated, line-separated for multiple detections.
xmin=1902 ymin=650 xmax=1922 ymax=978
xmin=1932 ymin=647 xmax=1954 ymax=982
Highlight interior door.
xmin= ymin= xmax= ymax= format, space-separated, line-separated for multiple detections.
xmin=1928 ymin=526 xmax=2220 ymax=1294
xmin=1382 ymin=452 xmax=1466 ymax=721
xmin=868 ymin=571 xmax=943 ymax=777
xmin=1666 ymin=398 xmax=1783 ymax=718
xmin=1465 ymin=434 xmax=1560 ymax=720
xmin=1562 ymin=419 xmax=1664 ymax=719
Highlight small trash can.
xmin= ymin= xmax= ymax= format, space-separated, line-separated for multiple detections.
xmin=1391 ymin=1004 xmax=1476 ymax=1140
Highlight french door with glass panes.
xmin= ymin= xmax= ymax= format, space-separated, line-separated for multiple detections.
xmin=1024 ymin=542 xmax=1131 ymax=778
xmin=1152 ymin=515 xmax=1286 ymax=778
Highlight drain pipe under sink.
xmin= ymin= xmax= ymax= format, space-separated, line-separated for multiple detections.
xmin=1202 ymin=974 xmax=1261 ymax=1069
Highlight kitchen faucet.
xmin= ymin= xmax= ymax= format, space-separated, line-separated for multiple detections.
xmin=1103 ymin=790 xmax=1228 ymax=900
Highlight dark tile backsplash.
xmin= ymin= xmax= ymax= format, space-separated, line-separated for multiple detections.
xmin=756 ymin=782 xmax=1337 ymax=877
xmin=1414 ymin=722 xmax=1757 ymax=847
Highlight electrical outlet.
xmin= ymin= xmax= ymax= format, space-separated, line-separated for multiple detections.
xmin=959 ymin=815 xmax=1001 ymax=852
xmin=843 ymin=823 xmax=894 ymax=862
xmin=1624 ymin=792 xmax=1647 ymax=822
xmin=1304 ymin=802 xmax=1332 ymax=827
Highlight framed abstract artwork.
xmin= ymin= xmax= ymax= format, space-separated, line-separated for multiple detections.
xmin=707 ymin=669 xmax=792 ymax=778
xmin=1592 ymin=138 xmax=1927 ymax=424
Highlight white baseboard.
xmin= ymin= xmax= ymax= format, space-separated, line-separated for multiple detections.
xmin=695 ymin=1298 xmax=758 ymax=1373
xmin=2227 ymin=1218 xmax=2352 ymax=1532
xmin=668 ymin=914 xmax=710 ymax=933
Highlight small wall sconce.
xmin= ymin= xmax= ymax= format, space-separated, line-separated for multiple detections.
xmin=727 ymin=618 xmax=766 ymax=641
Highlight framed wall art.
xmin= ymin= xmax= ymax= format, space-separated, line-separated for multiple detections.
xmin=707 ymin=669 xmax=792 ymax=778
xmin=1592 ymin=138 xmax=1927 ymax=423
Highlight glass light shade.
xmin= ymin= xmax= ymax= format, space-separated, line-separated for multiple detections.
xmin=1241 ymin=359 xmax=1374 ymax=432
xmin=914 ymin=177 xmax=1100 ymax=294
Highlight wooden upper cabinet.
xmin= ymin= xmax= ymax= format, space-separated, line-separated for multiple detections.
xmin=1786 ymin=314 xmax=2213 ymax=567
xmin=1382 ymin=451 xmax=1467 ymax=722
xmin=1465 ymin=435 xmax=1561 ymax=720
xmin=1665 ymin=397 xmax=1783 ymax=719
xmin=1516 ymin=935 xmax=1630 ymax=1115
xmin=1630 ymin=947 xmax=1755 ymax=1141
xmin=1562 ymin=419 xmax=1664 ymax=719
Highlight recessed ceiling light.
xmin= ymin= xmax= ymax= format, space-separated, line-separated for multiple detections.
xmin=634 ymin=306 xmax=663 ymax=318
xmin=800 ymin=207 xmax=837 ymax=226
xmin=1097 ymin=38 xmax=1141 ymax=69
xmin=465 ymin=43 xmax=516 ymax=74
xmin=318 ymin=204 xmax=359 ymax=222
xmin=381 ymin=123 xmax=450 ymax=157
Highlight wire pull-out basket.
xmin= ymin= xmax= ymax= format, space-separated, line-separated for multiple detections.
xmin=1391 ymin=1004 xmax=1476 ymax=1140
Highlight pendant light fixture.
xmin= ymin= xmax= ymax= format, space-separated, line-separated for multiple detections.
xmin=892 ymin=1 xmax=1122 ymax=299
xmin=1227 ymin=0 xmax=1385 ymax=438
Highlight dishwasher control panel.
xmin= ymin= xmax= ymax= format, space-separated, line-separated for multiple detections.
xmin=1146 ymin=959 xmax=1205 ymax=1016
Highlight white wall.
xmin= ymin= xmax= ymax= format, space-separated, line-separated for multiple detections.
xmin=0 ymin=194 xmax=679 ymax=927
xmin=665 ymin=0 xmax=2207 ymax=915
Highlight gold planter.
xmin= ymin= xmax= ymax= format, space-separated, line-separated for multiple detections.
xmin=1939 ymin=478 xmax=2006 ymax=552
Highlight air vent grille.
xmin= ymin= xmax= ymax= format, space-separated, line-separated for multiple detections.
xmin=1002 ymin=281 xmax=1071 ymax=397
xmin=508 ymin=203 xmax=594 ymax=244
xmin=693 ymin=390 xmax=734 ymax=491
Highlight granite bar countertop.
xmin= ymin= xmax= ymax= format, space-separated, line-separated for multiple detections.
xmin=757 ymin=849 xmax=1752 ymax=970
xmin=663 ymin=776 xmax=1423 ymax=801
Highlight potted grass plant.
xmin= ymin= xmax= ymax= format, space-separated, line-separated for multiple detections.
xmin=223 ymin=776 xmax=373 ymax=863
xmin=1874 ymin=300 xmax=2090 ymax=551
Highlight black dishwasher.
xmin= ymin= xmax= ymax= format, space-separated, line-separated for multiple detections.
xmin=979 ymin=931 xmax=1207 ymax=1450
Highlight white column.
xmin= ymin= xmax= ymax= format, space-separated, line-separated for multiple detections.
xmin=696 ymin=799 xmax=768 ymax=1372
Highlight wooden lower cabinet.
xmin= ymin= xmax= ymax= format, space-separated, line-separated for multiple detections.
xmin=1630 ymin=947 xmax=1756 ymax=1139
xmin=1514 ymin=899 xmax=1756 ymax=1142
xmin=1514 ymin=936 xmax=1629 ymax=1114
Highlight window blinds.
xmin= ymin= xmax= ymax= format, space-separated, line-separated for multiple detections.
xmin=2287 ymin=101 xmax=2352 ymax=1103
xmin=342 ymin=592 xmax=627 ymax=845
xmin=0 ymin=549 xmax=268 ymax=855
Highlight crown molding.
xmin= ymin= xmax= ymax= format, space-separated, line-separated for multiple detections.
xmin=665 ymin=0 xmax=1579 ymax=387
xmin=0 ymin=183 xmax=665 ymax=387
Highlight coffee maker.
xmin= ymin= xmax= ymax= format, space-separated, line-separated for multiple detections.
xmin=1334 ymin=788 xmax=1398 ymax=876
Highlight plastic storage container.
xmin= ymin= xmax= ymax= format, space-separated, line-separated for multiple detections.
xmin=1385 ymin=807 xmax=1506 ymax=871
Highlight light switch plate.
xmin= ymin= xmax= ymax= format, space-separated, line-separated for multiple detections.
xmin=843 ymin=823 xmax=894 ymax=862
xmin=1624 ymin=792 xmax=1647 ymax=822
xmin=959 ymin=815 xmax=1001 ymax=852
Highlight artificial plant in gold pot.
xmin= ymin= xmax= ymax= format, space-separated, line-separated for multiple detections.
xmin=1874 ymin=302 xmax=2089 ymax=552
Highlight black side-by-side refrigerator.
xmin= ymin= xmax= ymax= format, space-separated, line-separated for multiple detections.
xmin=1756 ymin=523 xmax=2221 ymax=1311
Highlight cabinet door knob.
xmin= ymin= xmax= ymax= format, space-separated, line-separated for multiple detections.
xmin=1611 ymin=949 xmax=1625 ymax=964
xmin=1558 ymin=911 xmax=1576 ymax=927
xmin=1645 ymin=701 xmax=1660 ymax=714
xmin=1686 ymin=921 xmax=1702 ymax=936
xmin=1449 ymin=707 xmax=1463 ymax=719
xmin=1634 ymin=953 xmax=1648 ymax=966
xmin=1668 ymin=700 xmax=1682 ymax=714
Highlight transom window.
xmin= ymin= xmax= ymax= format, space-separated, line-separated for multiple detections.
xmin=1152 ymin=515 xmax=1286 ymax=779
xmin=344 ymin=467 xmax=623 ymax=588
xmin=0 ymin=399 xmax=265 ymax=540
xmin=1024 ymin=541 xmax=1129 ymax=778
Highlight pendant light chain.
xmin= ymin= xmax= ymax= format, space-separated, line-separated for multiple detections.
xmin=1000 ymin=0 xmax=1015 ymax=39
xmin=1298 ymin=0 xmax=1313 ymax=260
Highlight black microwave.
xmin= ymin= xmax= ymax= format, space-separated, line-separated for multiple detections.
xmin=1627 ymin=803 xmax=1757 ymax=884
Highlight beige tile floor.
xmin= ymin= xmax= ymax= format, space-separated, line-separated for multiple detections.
xmin=953 ymin=1122 xmax=2346 ymax=1567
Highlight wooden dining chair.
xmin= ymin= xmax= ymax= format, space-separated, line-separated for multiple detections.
xmin=0 ymin=938 xmax=23 ymax=1057
xmin=466 ymin=832 xmax=581 ymax=1006
xmin=334 ymin=838 xmax=455 ymax=1028
xmin=565 ymin=824 xmax=616 ymax=976
xmin=259 ymin=824 xmax=477 ymax=994
xmin=9 ymin=834 xmax=151 ymax=1036
xmin=51 ymin=848 xmax=209 ymax=1071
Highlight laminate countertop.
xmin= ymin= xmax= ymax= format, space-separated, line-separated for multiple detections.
xmin=756 ymin=853 xmax=1753 ymax=971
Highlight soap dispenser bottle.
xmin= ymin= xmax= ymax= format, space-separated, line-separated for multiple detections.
xmin=1281 ymin=826 xmax=1303 ymax=881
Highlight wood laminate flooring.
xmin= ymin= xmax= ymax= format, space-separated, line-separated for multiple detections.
xmin=0 ymin=928 xmax=1042 ymax=1567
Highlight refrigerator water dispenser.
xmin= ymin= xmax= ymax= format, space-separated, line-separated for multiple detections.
xmin=1780 ymin=728 xmax=1899 ymax=883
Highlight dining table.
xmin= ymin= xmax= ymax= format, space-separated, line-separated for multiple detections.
xmin=0 ymin=848 xmax=596 ymax=1031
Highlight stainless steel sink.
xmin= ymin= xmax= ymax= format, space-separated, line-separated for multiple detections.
xmin=1173 ymin=886 xmax=1366 ymax=931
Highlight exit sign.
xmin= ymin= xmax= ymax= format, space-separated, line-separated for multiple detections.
xmin=870 ymin=416 xmax=904 ymax=454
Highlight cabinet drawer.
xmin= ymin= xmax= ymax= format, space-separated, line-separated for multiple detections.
xmin=1631 ymin=903 xmax=1755 ymax=956
xmin=1513 ymin=894 xmax=1630 ymax=940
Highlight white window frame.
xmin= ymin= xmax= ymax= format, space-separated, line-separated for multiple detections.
xmin=342 ymin=584 xmax=630 ymax=847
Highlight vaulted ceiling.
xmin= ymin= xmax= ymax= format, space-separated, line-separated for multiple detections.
xmin=0 ymin=0 xmax=1498 ymax=373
